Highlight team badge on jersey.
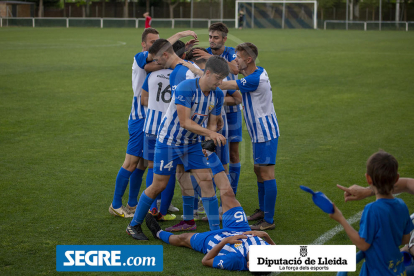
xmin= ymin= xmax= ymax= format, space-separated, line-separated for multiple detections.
xmin=208 ymin=101 xmax=215 ymax=111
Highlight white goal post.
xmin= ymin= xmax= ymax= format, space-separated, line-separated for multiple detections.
xmin=235 ymin=0 xmax=318 ymax=29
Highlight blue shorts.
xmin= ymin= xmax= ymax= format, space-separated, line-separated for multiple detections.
xmin=126 ymin=119 xmax=145 ymax=158
xmin=190 ymin=207 xmax=251 ymax=254
xmin=153 ymin=140 xmax=210 ymax=175
xmin=143 ymin=133 xmax=157 ymax=161
xmin=215 ymin=141 xmax=230 ymax=165
xmin=252 ymin=137 xmax=278 ymax=165
xmin=226 ymin=111 xmax=242 ymax=143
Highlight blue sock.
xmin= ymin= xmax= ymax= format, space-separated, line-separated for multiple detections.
xmin=130 ymin=191 xmax=155 ymax=226
xmin=159 ymin=175 xmax=176 ymax=215
xmin=202 ymin=196 xmax=220 ymax=230
xmin=263 ymin=179 xmax=277 ymax=224
xmin=146 ymin=168 xmax=154 ymax=188
xmin=191 ymin=176 xmax=201 ymax=212
xmin=112 ymin=167 xmax=133 ymax=209
xmin=128 ymin=168 xmax=145 ymax=207
xmin=229 ymin=163 xmax=241 ymax=195
xmin=158 ymin=230 xmax=173 ymax=244
xmin=257 ymin=182 xmax=265 ymax=211
xmin=182 ymin=196 xmax=194 ymax=220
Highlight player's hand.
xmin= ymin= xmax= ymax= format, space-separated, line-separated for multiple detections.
xmin=179 ymin=30 xmax=197 ymax=40
xmin=193 ymin=49 xmax=212 ymax=60
xmin=329 ymin=203 xmax=344 ymax=222
xmin=208 ymin=132 xmax=226 ymax=147
xmin=336 ymin=184 xmax=372 ymax=202
xmin=185 ymin=39 xmax=199 ymax=51
xmin=224 ymin=235 xmax=247 ymax=244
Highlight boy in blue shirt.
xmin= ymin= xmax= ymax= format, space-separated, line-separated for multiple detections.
xmin=330 ymin=150 xmax=414 ymax=276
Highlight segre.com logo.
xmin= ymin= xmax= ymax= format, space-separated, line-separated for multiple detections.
xmin=56 ymin=245 xmax=163 ymax=272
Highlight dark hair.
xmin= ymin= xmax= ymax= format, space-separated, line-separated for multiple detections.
xmin=236 ymin=42 xmax=258 ymax=61
xmin=208 ymin=22 xmax=229 ymax=37
xmin=141 ymin=27 xmax=159 ymax=43
xmin=366 ymin=150 xmax=399 ymax=195
xmin=186 ymin=47 xmax=208 ymax=63
xmin=148 ymin=39 xmax=174 ymax=56
xmin=250 ymin=272 xmax=271 ymax=276
xmin=173 ymin=40 xmax=186 ymax=58
xmin=205 ymin=56 xmax=229 ymax=77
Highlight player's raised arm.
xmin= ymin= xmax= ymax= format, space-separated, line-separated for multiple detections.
xmin=167 ymin=30 xmax=198 ymax=45
xmin=228 ymin=60 xmax=239 ymax=75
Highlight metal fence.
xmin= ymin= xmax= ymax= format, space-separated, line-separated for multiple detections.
xmin=324 ymin=20 xmax=414 ymax=31
xmin=0 ymin=17 xmax=236 ymax=28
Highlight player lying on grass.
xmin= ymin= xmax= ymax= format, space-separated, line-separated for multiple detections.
xmin=144 ymin=149 xmax=275 ymax=271
xmin=329 ymin=151 xmax=414 ymax=276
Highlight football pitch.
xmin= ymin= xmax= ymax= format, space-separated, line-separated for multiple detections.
xmin=1 ymin=27 xmax=414 ymax=276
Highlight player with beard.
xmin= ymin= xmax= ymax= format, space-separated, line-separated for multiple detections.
xmin=219 ymin=42 xmax=280 ymax=230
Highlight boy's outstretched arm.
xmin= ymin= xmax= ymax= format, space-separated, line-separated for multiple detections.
xmin=330 ymin=204 xmax=371 ymax=251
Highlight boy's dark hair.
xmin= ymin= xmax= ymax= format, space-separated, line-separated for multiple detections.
xmin=148 ymin=39 xmax=174 ymax=56
xmin=204 ymin=56 xmax=230 ymax=77
xmin=186 ymin=47 xmax=208 ymax=63
xmin=236 ymin=42 xmax=259 ymax=61
xmin=173 ymin=40 xmax=186 ymax=58
xmin=141 ymin=27 xmax=159 ymax=42
xmin=208 ymin=22 xmax=229 ymax=37
xmin=366 ymin=150 xmax=399 ymax=195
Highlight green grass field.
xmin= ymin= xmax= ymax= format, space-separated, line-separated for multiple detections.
xmin=1 ymin=27 xmax=414 ymax=276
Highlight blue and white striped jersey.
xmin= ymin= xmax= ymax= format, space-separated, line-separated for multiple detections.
xmin=207 ymin=46 xmax=240 ymax=113
xmin=210 ymin=231 xmax=269 ymax=271
xmin=143 ymin=69 xmax=173 ymax=135
xmin=130 ymin=51 xmax=149 ymax=120
xmin=236 ymin=67 xmax=280 ymax=143
xmin=169 ymin=63 xmax=198 ymax=90
xmin=157 ymin=78 xmax=224 ymax=146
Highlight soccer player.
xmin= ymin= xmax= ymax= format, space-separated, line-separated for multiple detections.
xmin=126 ymin=47 xmax=230 ymax=240
xmin=144 ymin=12 xmax=152 ymax=29
xmin=143 ymin=152 xmax=275 ymax=271
xmin=192 ymin=23 xmax=242 ymax=199
xmin=109 ymin=29 xmax=197 ymax=218
xmin=329 ymin=151 xmax=414 ymax=276
xmin=219 ymin=42 xmax=280 ymax=230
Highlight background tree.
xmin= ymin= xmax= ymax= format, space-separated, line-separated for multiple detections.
xmin=318 ymin=0 xmax=338 ymax=20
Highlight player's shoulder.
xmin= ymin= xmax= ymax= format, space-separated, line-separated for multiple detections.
xmin=135 ymin=51 xmax=148 ymax=60
xmin=176 ymin=78 xmax=197 ymax=90
xmin=214 ymin=87 xmax=225 ymax=98
xmin=206 ymin=47 xmax=213 ymax=54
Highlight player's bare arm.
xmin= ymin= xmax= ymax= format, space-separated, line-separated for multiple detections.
xmin=206 ymin=113 xmax=227 ymax=146
xmin=329 ymin=203 xmax=371 ymax=251
xmin=167 ymin=30 xmax=198 ymax=45
xmin=224 ymin=91 xmax=242 ymax=106
xmin=179 ymin=60 xmax=203 ymax=77
xmin=243 ymin=231 xmax=276 ymax=245
xmin=228 ymin=60 xmax=239 ymax=75
xmin=402 ymin=233 xmax=411 ymax=245
xmin=140 ymin=89 xmax=149 ymax=106
xmin=219 ymin=80 xmax=239 ymax=91
xmin=144 ymin=61 xmax=163 ymax=72
xmin=201 ymin=235 xmax=247 ymax=267
xmin=176 ymin=104 xmax=225 ymax=146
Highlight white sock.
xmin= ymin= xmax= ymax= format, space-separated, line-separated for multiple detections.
xmin=156 ymin=230 xmax=162 ymax=239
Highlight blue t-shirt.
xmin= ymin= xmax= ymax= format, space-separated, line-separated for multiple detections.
xmin=359 ymin=198 xmax=414 ymax=276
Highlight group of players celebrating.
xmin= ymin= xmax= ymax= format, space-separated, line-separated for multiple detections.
xmin=107 ymin=22 xmax=414 ymax=275
xmin=108 ymin=23 xmax=280 ymax=272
